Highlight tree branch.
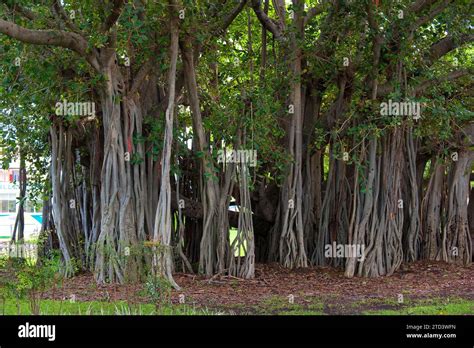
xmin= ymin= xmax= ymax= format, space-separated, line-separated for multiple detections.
xmin=414 ymin=69 xmax=470 ymax=96
xmin=250 ymin=0 xmax=282 ymax=40
xmin=213 ymin=0 xmax=248 ymax=36
xmin=52 ymin=0 xmax=82 ymax=33
xmin=102 ymin=0 xmax=126 ymax=32
xmin=130 ymin=60 xmax=153 ymax=95
xmin=0 ymin=19 xmax=99 ymax=70
xmin=377 ymin=69 xmax=470 ymax=98
xmin=425 ymin=33 xmax=474 ymax=66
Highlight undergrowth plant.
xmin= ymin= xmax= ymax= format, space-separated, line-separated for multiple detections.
xmin=0 ymin=250 xmax=62 ymax=315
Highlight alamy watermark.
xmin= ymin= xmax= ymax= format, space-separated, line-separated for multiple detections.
xmin=324 ymin=242 xmax=365 ymax=262
xmin=380 ymin=99 xmax=421 ymax=120
xmin=217 ymin=149 xmax=257 ymax=167
xmin=18 ymin=322 xmax=55 ymax=342
xmin=55 ymin=100 xmax=96 ymax=117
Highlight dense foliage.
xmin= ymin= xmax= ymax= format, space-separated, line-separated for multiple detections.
xmin=0 ymin=0 xmax=472 ymax=286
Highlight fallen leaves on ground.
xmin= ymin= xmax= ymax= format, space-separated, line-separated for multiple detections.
xmin=42 ymin=260 xmax=474 ymax=314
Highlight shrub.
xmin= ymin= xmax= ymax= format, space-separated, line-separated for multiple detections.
xmin=0 ymin=251 xmax=62 ymax=315
xmin=145 ymin=273 xmax=172 ymax=312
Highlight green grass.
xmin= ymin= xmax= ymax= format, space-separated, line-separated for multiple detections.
xmin=362 ymin=298 xmax=474 ymax=315
xmin=0 ymin=298 xmax=216 ymax=315
xmin=1 ymin=296 xmax=472 ymax=316
xmin=229 ymin=227 xmax=247 ymax=257
xmin=351 ymin=296 xmax=405 ymax=308
xmin=253 ymin=295 xmax=324 ymax=315
xmin=228 ymin=296 xmax=474 ymax=315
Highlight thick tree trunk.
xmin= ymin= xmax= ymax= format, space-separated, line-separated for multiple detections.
xmin=469 ymin=186 xmax=474 ymax=261
xmin=345 ymin=138 xmax=377 ymax=277
xmin=50 ymin=123 xmax=84 ymax=276
xmin=277 ymin=0 xmax=307 ymax=269
xmin=182 ymin=38 xmax=231 ymax=276
xmin=421 ymin=160 xmax=445 ymax=260
xmin=231 ymin=162 xmax=255 ymax=278
xmin=404 ymin=128 xmax=421 ymax=262
xmin=442 ymin=150 xmax=473 ymax=265
xmin=85 ymin=126 xmax=102 ymax=268
xmin=303 ymin=150 xmax=321 ymax=260
xmin=358 ymin=131 xmax=404 ymax=277
xmin=313 ymin=143 xmax=350 ymax=267
xmin=153 ymin=3 xmax=180 ymax=289
xmin=93 ymin=49 xmax=146 ymax=283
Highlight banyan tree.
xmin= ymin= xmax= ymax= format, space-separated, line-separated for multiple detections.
xmin=0 ymin=0 xmax=472 ymax=287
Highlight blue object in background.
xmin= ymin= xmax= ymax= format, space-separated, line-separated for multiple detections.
xmin=31 ymin=213 xmax=43 ymax=224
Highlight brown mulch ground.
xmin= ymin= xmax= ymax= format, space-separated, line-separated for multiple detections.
xmin=43 ymin=260 xmax=474 ymax=314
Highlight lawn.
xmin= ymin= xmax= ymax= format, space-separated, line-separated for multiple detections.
xmin=1 ymin=296 xmax=472 ymax=315
xmin=362 ymin=298 xmax=474 ymax=315
xmin=0 ymin=298 xmax=217 ymax=315
xmin=1 ymin=261 xmax=473 ymax=316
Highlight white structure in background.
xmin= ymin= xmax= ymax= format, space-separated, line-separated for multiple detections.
xmin=0 ymin=158 xmax=42 ymax=243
